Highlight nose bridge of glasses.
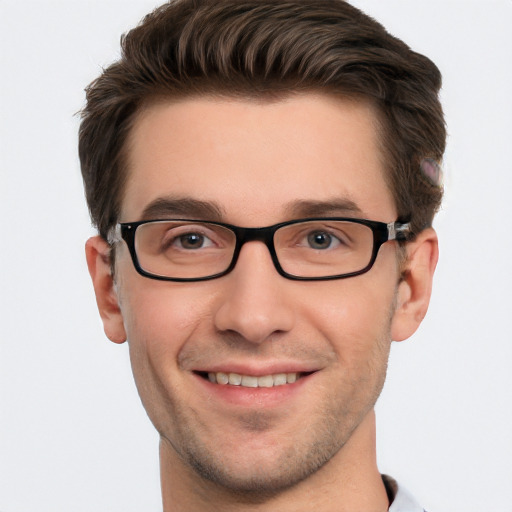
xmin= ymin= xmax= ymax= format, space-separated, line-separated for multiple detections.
xmin=235 ymin=225 xmax=276 ymax=251
xmin=230 ymin=225 xmax=281 ymax=274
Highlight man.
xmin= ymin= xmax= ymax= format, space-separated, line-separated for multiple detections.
xmin=80 ymin=0 xmax=445 ymax=510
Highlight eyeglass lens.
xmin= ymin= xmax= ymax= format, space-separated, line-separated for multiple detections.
xmin=133 ymin=220 xmax=375 ymax=279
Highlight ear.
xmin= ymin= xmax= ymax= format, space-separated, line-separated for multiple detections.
xmin=391 ymin=228 xmax=438 ymax=342
xmin=85 ymin=236 xmax=127 ymax=344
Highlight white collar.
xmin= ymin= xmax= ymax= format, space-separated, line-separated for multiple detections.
xmin=383 ymin=475 xmax=425 ymax=512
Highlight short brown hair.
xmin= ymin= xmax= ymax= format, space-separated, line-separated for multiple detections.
xmin=79 ymin=0 xmax=445 ymax=241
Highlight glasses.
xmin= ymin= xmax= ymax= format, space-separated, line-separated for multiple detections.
xmin=108 ymin=217 xmax=411 ymax=282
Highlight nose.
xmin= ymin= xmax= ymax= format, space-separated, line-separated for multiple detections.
xmin=213 ymin=241 xmax=295 ymax=345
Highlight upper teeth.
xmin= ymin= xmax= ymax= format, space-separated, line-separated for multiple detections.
xmin=208 ymin=372 xmax=299 ymax=387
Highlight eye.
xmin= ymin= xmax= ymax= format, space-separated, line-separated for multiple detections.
xmin=306 ymin=230 xmax=341 ymax=250
xmin=171 ymin=232 xmax=214 ymax=250
xmin=156 ymin=223 xmax=221 ymax=252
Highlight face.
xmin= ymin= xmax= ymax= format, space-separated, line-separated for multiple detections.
xmin=105 ymin=94 xmax=407 ymax=494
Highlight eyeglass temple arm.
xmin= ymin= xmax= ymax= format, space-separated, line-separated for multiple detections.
xmin=106 ymin=224 xmax=123 ymax=245
xmin=387 ymin=222 xmax=411 ymax=241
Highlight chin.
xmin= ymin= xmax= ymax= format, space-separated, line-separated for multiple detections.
xmin=187 ymin=453 xmax=326 ymax=501
xmin=173 ymin=420 xmax=344 ymax=501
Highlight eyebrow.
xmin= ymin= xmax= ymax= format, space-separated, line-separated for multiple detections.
xmin=284 ymin=198 xmax=364 ymax=218
xmin=137 ymin=196 xmax=364 ymax=223
xmin=139 ymin=196 xmax=225 ymax=221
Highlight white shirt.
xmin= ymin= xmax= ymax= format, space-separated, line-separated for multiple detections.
xmin=383 ymin=475 xmax=426 ymax=512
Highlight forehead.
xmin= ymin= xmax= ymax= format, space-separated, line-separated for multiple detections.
xmin=122 ymin=93 xmax=396 ymax=224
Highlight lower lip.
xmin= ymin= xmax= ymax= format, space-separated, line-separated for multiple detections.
xmin=192 ymin=372 xmax=313 ymax=408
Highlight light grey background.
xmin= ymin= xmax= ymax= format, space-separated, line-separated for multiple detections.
xmin=1 ymin=1 xmax=511 ymax=510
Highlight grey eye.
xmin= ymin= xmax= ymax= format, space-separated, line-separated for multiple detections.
xmin=307 ymin=231 xmax=334 ymax=249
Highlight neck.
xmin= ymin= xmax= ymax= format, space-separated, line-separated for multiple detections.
xmin=160 ymin=409 xmax=389 ymax=512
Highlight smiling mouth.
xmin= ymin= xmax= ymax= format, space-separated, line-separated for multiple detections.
xmin=196 ymin=371 xmax=308 ymax=388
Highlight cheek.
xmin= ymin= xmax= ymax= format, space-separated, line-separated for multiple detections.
xmin=118 ymin=278 xmax=215 ymax=364
xmin=117 ymin=280 xmax=217 ymax=426
xmin=300 ymin=272 xmax=397 ymax=360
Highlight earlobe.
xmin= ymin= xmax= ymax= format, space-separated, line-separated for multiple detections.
xmin=391 ymin=228 xmax=439 ymax=342
xmin=85 ymin=236 xmax=127 ymax=344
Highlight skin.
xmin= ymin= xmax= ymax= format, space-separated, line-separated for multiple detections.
xmin=86 ymin=93 xmax=438 ymax=511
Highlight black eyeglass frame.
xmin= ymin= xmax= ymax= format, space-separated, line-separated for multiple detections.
xmin=110 ymin=217 xmax=411 ymax=282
